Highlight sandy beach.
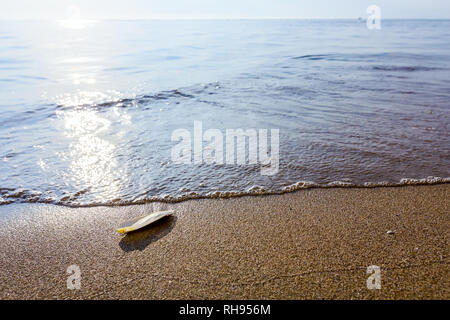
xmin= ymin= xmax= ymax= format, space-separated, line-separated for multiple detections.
xmin=0 ymin=184 xmax=448 ymax=299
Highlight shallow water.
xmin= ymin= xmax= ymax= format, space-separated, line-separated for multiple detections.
xmin=0 ymin=20 xmax=449 ymax=206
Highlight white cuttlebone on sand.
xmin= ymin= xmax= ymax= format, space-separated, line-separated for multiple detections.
xmin=116 ymin=210 xmax=174 ymax=234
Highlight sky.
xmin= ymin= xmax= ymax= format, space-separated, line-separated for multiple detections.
xmin=1 ymin=0 xmax=450 ymax=20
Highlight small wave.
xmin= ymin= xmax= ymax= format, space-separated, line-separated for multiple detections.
xmin=291 ymin=52 xmax=448 ymax=67
xmin=281 ymin=181 xmax=317 ymax=192
xmin=0 ymin=197 xmax=13 ymax=205
xmin=292 ymin=54 xmax=333 ymax=61
xmin=372 ymin=65 xmax=440 ymax=72
xmin=55 ymin=83 xmax=220 ymax=111
xmin=1 ymin=176 xmax=448 ymax=208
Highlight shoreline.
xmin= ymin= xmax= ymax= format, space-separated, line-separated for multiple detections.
xmin=1 ymin=178 xmax=449 ymax=208
xmin=0 ymin=184 xmax=448 ymax=299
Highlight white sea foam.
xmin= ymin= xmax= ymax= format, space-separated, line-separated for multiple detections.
xmin=1 ymin=177 xmax=449 ymax=207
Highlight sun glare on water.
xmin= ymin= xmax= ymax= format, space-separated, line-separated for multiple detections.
xmin=59 ymin=5 xmax=96 ymax=29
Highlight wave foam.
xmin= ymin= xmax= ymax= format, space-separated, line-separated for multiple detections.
xmin=1 ymin=176 xmax=448 ymax=208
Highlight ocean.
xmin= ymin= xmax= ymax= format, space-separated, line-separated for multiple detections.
xmin=0 ymin=19 xmax=449 ymax=206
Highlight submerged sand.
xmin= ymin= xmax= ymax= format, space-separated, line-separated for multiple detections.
xmin=0 ymin=184 xmax=448 ymax=299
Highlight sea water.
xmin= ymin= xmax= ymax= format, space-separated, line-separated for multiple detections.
xmin=0 ymin=19 xmax=449 ymax=206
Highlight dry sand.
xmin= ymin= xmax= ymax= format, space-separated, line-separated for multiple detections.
xmin=0 ymin=184 xmax=448 ymax=299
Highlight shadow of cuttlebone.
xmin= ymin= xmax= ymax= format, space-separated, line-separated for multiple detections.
xmin=119 ymin=215 xmax=177 ymax=252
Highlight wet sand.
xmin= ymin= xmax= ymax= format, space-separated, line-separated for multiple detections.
xmin=0 ymin=184 xmax=448 ymax=299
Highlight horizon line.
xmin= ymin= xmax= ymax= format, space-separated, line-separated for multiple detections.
xmin=1 ymin=17 xmax=450 ymax=21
